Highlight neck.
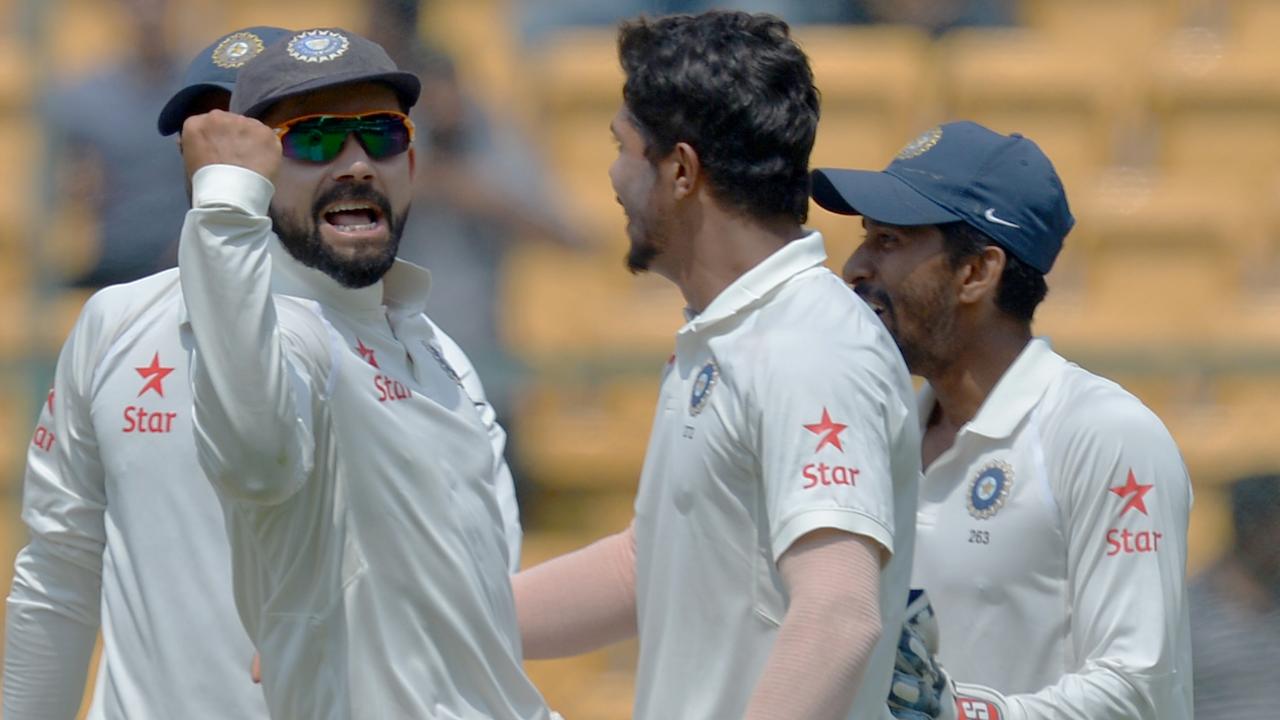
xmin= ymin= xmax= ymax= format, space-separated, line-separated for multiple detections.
xmin=926 ymin=318 xmax=1032 ymax=429
xmin=666 ymin=207 xmax=803 ymax=314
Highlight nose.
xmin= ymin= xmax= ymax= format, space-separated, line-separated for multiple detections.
xmin=330 ymin=134 xmax=376 ymax=183
xmin=842 ymin=243 xmax=874 ymax=286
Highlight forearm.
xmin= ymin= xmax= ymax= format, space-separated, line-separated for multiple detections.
xmin=4 ymin=543 xmax=101 ymax=717
xmin=179 ymin=164 xmax=311 ymax=504
xmin=513 ymin=524 xmax=637 ymax=659
xmin=745 ymin=531 xmax=882 ymax=720
xmin=980 ymin=665 xmax=1166 ymax=720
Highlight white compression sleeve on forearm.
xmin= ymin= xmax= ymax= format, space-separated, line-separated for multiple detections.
xmin=513 ymin=523 xmax=638 ymax=659
xmin=745 ymin=530 xmax=884 ymax=720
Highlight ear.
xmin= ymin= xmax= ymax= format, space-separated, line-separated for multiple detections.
xmin=957 ymin=245 xmax=1006 ymax=305
xmin=407 ymin=145 xmax=417 ymax=180
xmin=670 ymin=141 xmax=700 ymax=201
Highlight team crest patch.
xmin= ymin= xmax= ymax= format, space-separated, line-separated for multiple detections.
xmin=211 ymin=32 xmax=265 ymax=68
xmin=287 ymin=30 xmax=350 ymax=63
xmin=896 ymin=126 xmax=943 ymax=160
xmin=967 ymin=459 xmax=1014 ymax=520
xmin=688 ymin=361 xmax=719 ymax=416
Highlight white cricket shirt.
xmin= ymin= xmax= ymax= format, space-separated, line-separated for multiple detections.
xmin=3 ymin=266 xmax=521 ymax=719
xmin=632 ymin=233 xmax=920 ymax=720
xmin=914 ymin=338 xmax=1193 ymax=720
xmin=178 ymin=164 xmax=548 ymax=719
xmin=4 ymin=269 xmax=268 ymax=719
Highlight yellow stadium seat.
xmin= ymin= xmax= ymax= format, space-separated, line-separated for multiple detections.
xmin=794 ymin=24 xmax=936 ymax=171
xmin=1225 ymin=0 xmax=1280 ymax=46
xmin=514 ymin=374 xmax=659 ymax=492
xmin=46 ymin=0 xmax=131 ymax=79
xmin=1037 ymin=169 xmax=1258 ymax=350
xmin=936 ymin=28 xmax=1138 ymax=196
xmin=0 ymin=118 xmax=38 ymax=251
xmin=528 ymin=30 xmax=624 ymax=240
xmin=501 ymin=243 xmax=684 ymax=359
xmin=1148 ymin=29 xmax=1280 ymax=182
xmin=0 ymin=36 xmax=34 ymax=111
xmin=221 ymin=0 xmax=365 ymax=36
xmin=1021 ymin=0 xmax=1180 ymax=63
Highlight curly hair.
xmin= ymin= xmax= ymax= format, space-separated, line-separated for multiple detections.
xmin=617 ymin=11 xmax=820 ymax=223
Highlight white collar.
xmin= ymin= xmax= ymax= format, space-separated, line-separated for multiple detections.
xmin=918 ymin=337 xmax=1067 ymax=440
xmin=679 ymin=231 xmax=827 ymax=335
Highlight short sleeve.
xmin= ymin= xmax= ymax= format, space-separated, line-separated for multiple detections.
xmin=752 ymin=341 xmax=904 ymax=562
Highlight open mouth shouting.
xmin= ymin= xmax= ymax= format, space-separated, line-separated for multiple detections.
xmin=321 ymin=200 xmax=387 ymax=241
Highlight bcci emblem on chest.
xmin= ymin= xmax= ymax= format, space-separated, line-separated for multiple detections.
xmin=688 ymin=361 xmax=719 ymax=416
xmin=968 ymin=459 xmax=1014 ymax=520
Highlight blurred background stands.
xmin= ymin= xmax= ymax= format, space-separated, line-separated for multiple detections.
xmin=5 ymin=0 xmax=1280 ymax=717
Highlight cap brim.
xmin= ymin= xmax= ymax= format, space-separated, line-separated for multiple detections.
xmin=238 ymin=70 xmax=422 ymax=120
xmin=812 ymin=168 xmax=962 ymax=226
xmin=157 ymin=82 xmax=235 ymax=136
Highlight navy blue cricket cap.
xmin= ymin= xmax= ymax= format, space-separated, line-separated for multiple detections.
xmin=157 ymin=26 xmax=292 ymax=136
xmin=811 ymin=121 xmax=1075 ymax=275
xmin=230 ymin=28 xmax=420 ymax=120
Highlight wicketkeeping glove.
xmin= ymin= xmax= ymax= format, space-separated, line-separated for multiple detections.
xmin=887 ymin=589 xmax=1011 ymax=720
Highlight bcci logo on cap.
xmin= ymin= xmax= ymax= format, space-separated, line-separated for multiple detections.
xmin=967 ymin=459 xmax=1014 ymax=520
xmin=211 ymin=32 xmax=265 ymax=69
xmin=287 ymin=30 xmax=350 ymax=64
xmin=896 ymin=126 xmax=942 ymax=160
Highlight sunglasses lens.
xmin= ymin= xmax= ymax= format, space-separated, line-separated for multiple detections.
xmin=357 ymin=116 xmax=412 ymax=159
xmin=281 ymin=124 xmax=345 ymax=162
xmin=280 ymin=114 xmax=412 ymax=163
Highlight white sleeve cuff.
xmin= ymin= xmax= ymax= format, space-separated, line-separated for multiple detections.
xmin=773 ymin=507 xmax=894 ymax=562
xmin=191 ymin=164 xmax=275 ymax=216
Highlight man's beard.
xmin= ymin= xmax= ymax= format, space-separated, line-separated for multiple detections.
xmin=856 ymin=281 xmax=958 ymax=378
xmin=270 ymin=184 xmax=407 ymax=289
xmin=624 ymin=209 xmax=667 ymax=275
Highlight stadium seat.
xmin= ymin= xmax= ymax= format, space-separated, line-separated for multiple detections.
xmin=793 ymin=24 xmax=935 ymax=171
xmin=1021 ymin=0 xmax=1180 ymax=63
xmin=0 ymin=118 xmax=38 ymax=250
xmin=935 ymin=28 xmax=1139 ymax=196
xmin=45 ymin=0 xmax=131 ymax=79
xmin=1225 ymin=0 xmax=1280 ymax=46
xmin=1037 ymin=169 xmax=1257 ymax=350
xmin=1148 ymin=28 xmax=1280 ymax=182
xmin=501 ymin=243 xmax=684 ymax=359
xmin=0 ymin=36 xmax=33 ymax=112
xmin=222 ymin=0 xmax=364 ymax=35
xmin=514 ymin=374 xmax=660 ymax=492
xmin=527 ymin=30 xmax=624 ymax=240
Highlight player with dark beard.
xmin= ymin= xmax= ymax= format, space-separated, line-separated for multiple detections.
xmin=178 ymin=28 xmax=553 ymax=719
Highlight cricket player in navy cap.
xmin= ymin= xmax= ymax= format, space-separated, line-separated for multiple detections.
xmin=812 ymin=121 xmax=1193 ymax=720
xmin=4 ymin=25 xmax=526 ymax=718
xmin=3 ymin=27 xmax=290 ymax=719
xmin=178 ymin=27 xmax=548 ymax=718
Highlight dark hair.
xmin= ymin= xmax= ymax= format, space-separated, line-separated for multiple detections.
xmin=1231 ymin=473 xmax=1280 ymax=543
xmin=939 ymin=221 xmax=1048 ymax=322
xmin=617 ymin=11 xmax=819 ymax=223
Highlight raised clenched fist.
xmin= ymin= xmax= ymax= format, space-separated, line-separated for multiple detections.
xmin=180 ymin=109 xmax=282 ymax=184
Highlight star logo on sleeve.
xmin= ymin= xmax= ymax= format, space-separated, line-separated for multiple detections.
xmin=356 ymin=338 xmax=380 ymax=368
xmin=135 ymin=352 xmax=175 ymax=398
xmin=1109 ymin=469 xmax=1154 ymax=516
xmin=803 ymin=407 xmax=848 ymax=453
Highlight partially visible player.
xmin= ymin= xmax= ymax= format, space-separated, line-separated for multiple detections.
xmin=179 ymin=28 xmax=546 ymax=718
xmin=4 ymin=26 xmax=525 ymax=719
xmin=812 ymin=120 xmax=1193 ymax=720
xmin=513 ymin=11 xmax=921 ymax=720
xmin=3 ymin=27 xmax=290 ymax=719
